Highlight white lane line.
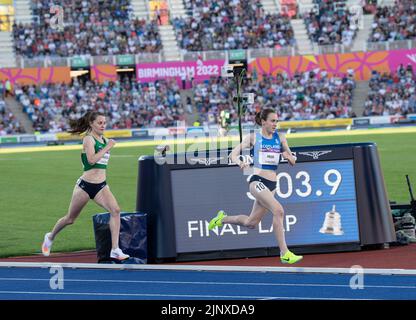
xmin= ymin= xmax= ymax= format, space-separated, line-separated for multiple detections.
xmin=0 ymin=290 xmax=380 ymax=300
xmin=258 ymin=297 xmax=376 ymax=301
xmin=0 ymin=278 xmax=415 ymax=290
xmin=2 ymin=262 xmax=416 ymax=275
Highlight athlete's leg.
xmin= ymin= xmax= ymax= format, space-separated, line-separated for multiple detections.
xmin=49 ymin=184 xmax=90 ymax=241
xmin=223 ymin=200 xmax=268 ymax=229
xmin=248 ymin=181 xmax=289 ymax=255
xmin=93 ymin=185 xmax=122 ymax=250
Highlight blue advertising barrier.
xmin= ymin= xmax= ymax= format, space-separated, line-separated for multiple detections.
xmin=92 ymin=212 xmax=147 ymax=264
xmin=136 ymin=143 xmax=396 ymax=263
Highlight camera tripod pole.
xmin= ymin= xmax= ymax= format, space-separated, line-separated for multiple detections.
xmin=406 ymin=175 xmax=416 ymax=215
xmin=236 ymin=73 xmax=243 ymax=145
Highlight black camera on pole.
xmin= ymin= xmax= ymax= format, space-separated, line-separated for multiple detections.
xmin=221 ymin=52 xmax=248 ymax=144
xmin=232 ymin=93 xmax=254 ymax=105
xmin=221 ymin=63 xmax=247 ymax=78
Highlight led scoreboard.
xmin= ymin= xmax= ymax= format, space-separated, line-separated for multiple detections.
xmin=137 ymin=143 xmax=396 ymax=262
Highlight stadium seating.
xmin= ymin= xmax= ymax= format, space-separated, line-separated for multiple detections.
xmin=172 ymin=0 xmax=296 ymax=51
xmin=363 ymin=0 xmax=377 ymax=14
xmin=0 ymin=98 xmax=24 ymax=135
xmin=193 ymin=77 xmax=231 ymax=124
xmin=369 ymin=0 xmax=416 ymax=42
xmin=303 ymin=0 xmax=358 ymax=46
xmin=363 ymin=67 xmax=416 ymax=116
xmin=279 ymin=0 xmax=297 ymax=18
xmin=9 ymin=69 xmax=359 ymax=133
xmin=13 ymin=0 xmax=162 ymax=57
xmin=4 ymin=0 xmax=416 ymax=135
xmin=193 ymin=71 xmax=356 ymax=125
xmin=13 ymin=78 xmax=186 ymax=132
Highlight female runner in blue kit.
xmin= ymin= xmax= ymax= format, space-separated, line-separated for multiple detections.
xmin=209 ymin=108 xmax=303 ymax=264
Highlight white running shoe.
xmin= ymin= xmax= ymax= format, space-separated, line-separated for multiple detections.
xmin=110 ymin=248 xmax=130 ymax=261
xmin=42 ymin=233 xmax=53 ymax=257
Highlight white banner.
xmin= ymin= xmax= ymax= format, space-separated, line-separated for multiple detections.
xmin=36 ymin=134 xmax=57 ymax=142
xmin=369 ymin=116 xmax=391 ymax=125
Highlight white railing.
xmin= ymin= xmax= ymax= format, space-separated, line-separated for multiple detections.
xmin=314 ymin=43 xmax=355 ymax=55
xmin=15 ymin=52 xmax=163 ymax=68
xmin=313 ymin=39 xmax=416 ymax=55
xmin=366 ymin=40 xmax=416 ymax=52
xmin=181 ymin=47 xmax=298 ymax=62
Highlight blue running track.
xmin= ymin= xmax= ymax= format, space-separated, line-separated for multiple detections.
xmin=1 ymin=265 xmax=416 ymax=300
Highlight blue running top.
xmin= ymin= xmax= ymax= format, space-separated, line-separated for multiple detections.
xmin=252 ymin=131 xmax=282 ymax=171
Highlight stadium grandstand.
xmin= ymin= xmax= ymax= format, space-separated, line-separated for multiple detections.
xmin=0 ymin=0 xmax=415 ymax=136
xmin=1 ymin=0 xmax=416 ymax=305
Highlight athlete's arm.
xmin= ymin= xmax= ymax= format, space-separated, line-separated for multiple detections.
xmin=83 ymin=136 xmax=115 ymax=165
xmin=279 ymin=133 xmax=296 ymax=166
xmin=229 ymin=133 xmax=254 ymax=169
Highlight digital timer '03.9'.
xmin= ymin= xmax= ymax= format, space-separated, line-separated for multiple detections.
xmin=245 ymin=160 xmax=356 ymax=205
xmin=248 ymin=168 xmax=342 ymax=199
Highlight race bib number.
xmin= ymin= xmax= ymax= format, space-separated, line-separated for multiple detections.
xmin=255 ymin=182 xmax=266 ymax=193
xmin=259 ymin=151 xmax=280 ymax=165
xmin=96 ymin=152 xmax=110 ymax=165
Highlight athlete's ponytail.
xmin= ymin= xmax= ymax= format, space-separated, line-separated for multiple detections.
xmin=68 ymin=111 xmax=105 ymax=134
xmin=255 ymin=108 xmax=276 ymax=126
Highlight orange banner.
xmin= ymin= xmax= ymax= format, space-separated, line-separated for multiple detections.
xmin=249 ymin=51 xmax=391 ymax=81
xmin=90 ymin=65 xmax=117 ymax=83
xmin=0 ymin=66 xmax=71 ymax=86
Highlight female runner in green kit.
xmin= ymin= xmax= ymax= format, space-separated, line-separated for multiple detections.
xmin=42 ymin=111 xmax=129 ymax=261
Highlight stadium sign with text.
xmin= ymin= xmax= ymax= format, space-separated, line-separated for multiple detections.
xmin=136 ymin=60 xmax=225 ymax=83
xmin=117 ymin=55 xmax=135 ymax=66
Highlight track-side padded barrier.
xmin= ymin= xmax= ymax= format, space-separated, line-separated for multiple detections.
xmin=93 ymin=212 xmax=147 ymax=264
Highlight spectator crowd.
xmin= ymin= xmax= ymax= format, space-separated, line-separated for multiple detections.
xmin=303 ymin=0 xmax=358 ymax=46
xmin=0 ymin=98 xmax=25 ymax=136
xmin=13 ymin=0 xmax=162 ymax=57
xmin=14 ymin=78 xmax=187 ymax=132
xmin=172 ymin=0 xmax=296 ymax=51
xmin=363 ymin=65 xmax=416 ymax=116
xmin=193 ymin=70 xmax=356 ymax=126
xmin=369 ymin=0 xmax=416 ymax=42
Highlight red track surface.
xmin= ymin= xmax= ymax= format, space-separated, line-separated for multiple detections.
xmin=1 ymin=244 xmax=416 ymax=269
